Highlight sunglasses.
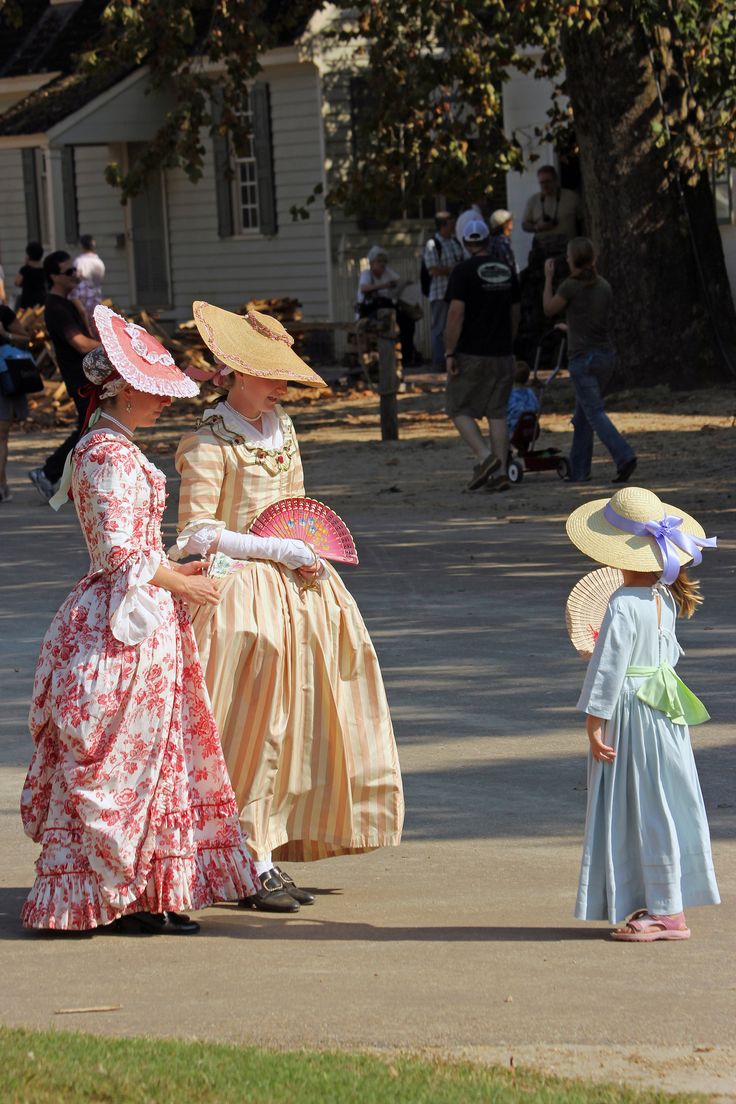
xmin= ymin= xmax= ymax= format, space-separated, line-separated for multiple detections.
xmin=60 ymin=266 xmax=77 ymax=276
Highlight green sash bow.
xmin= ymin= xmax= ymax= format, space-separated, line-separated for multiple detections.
xmin=626 ymin=664 xmax=710 ymax=726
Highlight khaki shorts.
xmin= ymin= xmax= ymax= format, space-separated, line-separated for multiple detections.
xmin=445 ymin=353 xmax=515 ymax=420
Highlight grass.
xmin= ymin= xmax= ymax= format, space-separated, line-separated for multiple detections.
xmin=0 ymin=1027 xmax=706 ymax=1104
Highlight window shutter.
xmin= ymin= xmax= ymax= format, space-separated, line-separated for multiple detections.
xmin=211 ymin=88 xmax=234 ymax=239
xmin=61 ymin=146 xmax=78 ymax=244
xmin=252 ymin=81 xmax=277 ymax=236
xmin=21 ymin=148 xmax=42 ymax=242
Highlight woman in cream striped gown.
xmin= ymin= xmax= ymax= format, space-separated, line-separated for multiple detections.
xmin=171 ymin=302 xmax=404 ymax=912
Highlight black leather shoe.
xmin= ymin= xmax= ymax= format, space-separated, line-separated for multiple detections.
xmin=115 ymin=910 xmax=201 ymax=935
xmin=274 ymin=866 xmax=315 ymax=906
xmin=239 ymin=869 xmax=300 ymax=913
xmin=612 ymin=457 xmax=637 ymax=483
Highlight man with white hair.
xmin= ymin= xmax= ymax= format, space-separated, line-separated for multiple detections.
xmin=444 ymin=219 xmax=520 ymax=492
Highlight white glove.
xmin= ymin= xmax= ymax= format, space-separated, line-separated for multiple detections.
xmin=216 ymin=528 xmax=317 ymax=570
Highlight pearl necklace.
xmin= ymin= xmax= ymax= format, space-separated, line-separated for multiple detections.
xmin=225 ymin=401 xmax=263 ymax=427
xmin=97 ymin=412 xmax=134 ymax=438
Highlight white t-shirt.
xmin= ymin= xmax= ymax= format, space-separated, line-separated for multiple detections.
xmin=356 ymin=265 xmax=401 ymax=306
xmin=75 ymin=252 xmax=105 ymax=287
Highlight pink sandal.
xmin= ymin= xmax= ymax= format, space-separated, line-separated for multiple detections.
xmin=610 ymin=909 xmax=691 ymax=942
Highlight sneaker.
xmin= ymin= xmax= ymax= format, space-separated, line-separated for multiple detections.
xmin=485 ymin=474 xmax=511 ymax=493
xmin=467 ymin=454 xmax=501 ymax=490
xmin=0 ymin=484 xmax=11 ymax=503
xmin=29 ymin=467 xmax=55 ymax=501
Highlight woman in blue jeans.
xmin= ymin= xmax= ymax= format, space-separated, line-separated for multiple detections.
xmin=543 ymin=238 xmax=636 ymax=483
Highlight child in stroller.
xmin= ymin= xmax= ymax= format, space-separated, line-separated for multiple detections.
xmin=506 ymin=333 xmax=571 ymax=483
xmin=507 ymin=362 xmax=540 ymax=436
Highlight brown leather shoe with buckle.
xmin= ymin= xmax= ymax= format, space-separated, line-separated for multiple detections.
xmin=274 ymin=867 xmax=315 ymax=906
xmin=239 ymin=868 xmax=300 ymax=913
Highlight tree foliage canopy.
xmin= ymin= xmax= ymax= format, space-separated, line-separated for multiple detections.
xmin=3 ymin=1 xmax=735 ymax=211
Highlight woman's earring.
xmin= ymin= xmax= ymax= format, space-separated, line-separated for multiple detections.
xmin=125 ymin=400 xmax=132 ymax=413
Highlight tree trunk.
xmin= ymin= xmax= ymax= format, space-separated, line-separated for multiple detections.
xmin=561 ymin=10 xmax=736 ymax=387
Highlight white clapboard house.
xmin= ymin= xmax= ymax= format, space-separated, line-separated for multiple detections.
xmin=1 ymin=1 xmax=733 ymax=347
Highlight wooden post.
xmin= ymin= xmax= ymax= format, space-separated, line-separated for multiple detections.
xmin=376 ymin=307 xmax=399 ymax=441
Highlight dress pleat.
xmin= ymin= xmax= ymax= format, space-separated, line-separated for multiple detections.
xmin=175 ymin=405 xmax=404 ymax=862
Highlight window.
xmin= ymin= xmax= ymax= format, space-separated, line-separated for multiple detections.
xmin=214 ymin=82 xmax=275 ymax=239
xmin=711 ymin=161 xmax=734 ymax=225
xmin=233 ymin=95 xmax=260 ymax=233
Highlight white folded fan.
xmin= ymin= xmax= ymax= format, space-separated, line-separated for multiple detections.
xmin=565 ymin=566 xmax=624 ymax=659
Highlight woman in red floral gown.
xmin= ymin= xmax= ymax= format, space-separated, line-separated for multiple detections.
xmin=20 ymin=306 xmax=259 ymax=934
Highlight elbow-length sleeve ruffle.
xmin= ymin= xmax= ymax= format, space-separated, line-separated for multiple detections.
xmin=576 ymin=599 xmax=636 ymax=720
xmin=73 ymin=441 xmax=163 ymax=646
xmin=170 ymin=433 xmax=227 ymax=560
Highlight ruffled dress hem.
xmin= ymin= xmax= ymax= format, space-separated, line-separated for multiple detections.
xmin=21 ymin=844 xmax=259 ymax=931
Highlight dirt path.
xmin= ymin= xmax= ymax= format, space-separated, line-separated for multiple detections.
xmin=1 ymin=381 xmax=734 ymax=1098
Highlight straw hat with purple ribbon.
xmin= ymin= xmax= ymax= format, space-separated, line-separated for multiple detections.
xmin=566 ymin=486 xmax=716 ymax=584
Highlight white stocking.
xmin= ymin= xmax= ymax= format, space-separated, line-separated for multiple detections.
xmin=254 ymin=853 xmax=273 ymax=877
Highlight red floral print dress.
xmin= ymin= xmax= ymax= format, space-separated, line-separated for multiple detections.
xmin=20 ymin=431 xmax=259 ymax=930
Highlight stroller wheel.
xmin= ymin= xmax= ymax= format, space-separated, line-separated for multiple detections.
xmin=557 ymin=457 xmax=571 ymax=480
xmin=507 ymin=459 xmax=524 ymax=484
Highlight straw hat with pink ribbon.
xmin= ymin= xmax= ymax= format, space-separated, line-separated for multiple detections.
xmin=187 ymin=301 xmax=326 ymax=389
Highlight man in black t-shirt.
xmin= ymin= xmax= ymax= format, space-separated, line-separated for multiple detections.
xmin=444 ymin=219 xmax=520 ymax=492
xmin=29 ymin=251 xmax=100 ymax=501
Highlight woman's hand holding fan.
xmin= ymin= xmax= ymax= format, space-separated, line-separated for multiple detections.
xmin=250 ymin=497 xmax=359 ymax=566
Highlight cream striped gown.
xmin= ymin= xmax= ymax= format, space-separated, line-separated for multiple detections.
xmin=174 ymin=402 xmax=404 ymax=862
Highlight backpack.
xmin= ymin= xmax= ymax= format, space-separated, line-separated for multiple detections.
xmin=0 ymin=343 xmax=43 ymax=398
xmin=420 ymin=235 xmax=443 ymax=297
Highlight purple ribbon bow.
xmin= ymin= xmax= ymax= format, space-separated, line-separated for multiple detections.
xmin=603 ymin=503 xmax=717 ymax=584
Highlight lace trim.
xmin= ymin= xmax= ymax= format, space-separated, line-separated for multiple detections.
xmin=194 ymin=307 xmax=295 ymax=380
xmin=245 ymin=310 xmax=295 ymax=346
xmin=94 ymin=305 xmax=199 ymax=398
xmin=195 ymin=412 xmax=297 ymax=475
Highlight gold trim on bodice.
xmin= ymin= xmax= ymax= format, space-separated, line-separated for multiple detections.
xmin=195 ymin=410 xmax=297 ymax=476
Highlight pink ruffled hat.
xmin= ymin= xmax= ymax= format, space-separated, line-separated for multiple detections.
xmin=93 ymin=305 xmax=199 ymax=397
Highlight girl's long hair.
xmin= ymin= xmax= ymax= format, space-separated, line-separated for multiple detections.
xmin=670 ymin=568 xmax=703 ymax=619
xmin=567 ymin=236 xmax=597 ymax=282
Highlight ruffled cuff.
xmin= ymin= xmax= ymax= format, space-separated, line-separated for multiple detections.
xmin=168 ymin=519 xmax=226 ymax=562
xmin=109 ymin=550 xmax=164 ymax=646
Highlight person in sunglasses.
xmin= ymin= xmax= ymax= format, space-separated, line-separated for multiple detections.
xmin=29 ymin=251 xmax=100 ymax=500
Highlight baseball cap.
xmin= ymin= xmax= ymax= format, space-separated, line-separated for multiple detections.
xmin=462 ymin=219 xmax=490 ymax=243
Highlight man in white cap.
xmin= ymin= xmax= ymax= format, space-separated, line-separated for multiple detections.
xmin=444 ymin=219 xmax=520 ymax=491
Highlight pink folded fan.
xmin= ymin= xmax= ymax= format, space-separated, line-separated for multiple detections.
xmin=250 ymin=497 xmax=359 ymax=565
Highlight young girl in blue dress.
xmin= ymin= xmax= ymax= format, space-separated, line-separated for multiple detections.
xmin=566 ymin=486 xmax=720 ymax=941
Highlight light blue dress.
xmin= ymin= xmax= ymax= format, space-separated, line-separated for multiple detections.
xmin=575 ymin=586 xmax=720 ymax=923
